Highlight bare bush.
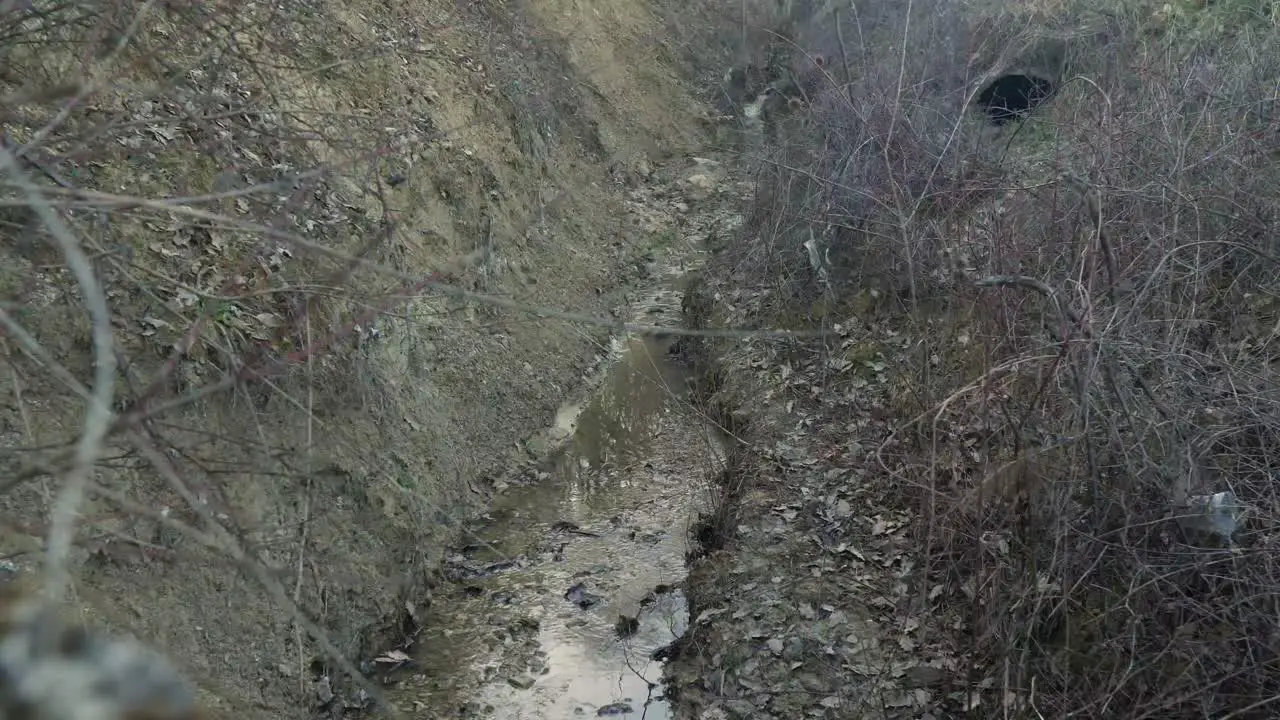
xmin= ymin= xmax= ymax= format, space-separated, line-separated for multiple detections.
xmin=725 ymin=0 xmax=987 ymax=322
xmin=731 ymin=0 xmax=1280 ymax=715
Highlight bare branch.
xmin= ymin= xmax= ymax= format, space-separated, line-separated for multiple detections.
xmin=0 ymin=143 xmax=116 ymax=608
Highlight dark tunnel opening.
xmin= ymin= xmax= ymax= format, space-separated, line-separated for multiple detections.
xmin=978 ymin=73 xmax=1054 ymax=126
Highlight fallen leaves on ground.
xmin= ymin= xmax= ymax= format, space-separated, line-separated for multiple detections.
xmin=668 ymin=229 xmax=977 ymax=719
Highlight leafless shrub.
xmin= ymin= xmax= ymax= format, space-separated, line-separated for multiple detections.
xmin=736 ymin=0 xmax=1280 ymax=715
xmin=942 ymin=23 xmax=1280 ymax=714
xmin=726 ymin=0 xmax=985 ymax=322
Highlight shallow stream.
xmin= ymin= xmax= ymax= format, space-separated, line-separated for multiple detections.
xmin=387 ymin=189 xmax=729 ymax=719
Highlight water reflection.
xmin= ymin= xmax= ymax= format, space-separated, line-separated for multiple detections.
xmin=397 ymin=327 xmax=721 ymax=720
xmin=550 ymin=335 xmax=690 ymax=511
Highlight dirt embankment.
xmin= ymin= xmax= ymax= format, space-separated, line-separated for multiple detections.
xmin=0 ymin=0 xmax=737 ymax=716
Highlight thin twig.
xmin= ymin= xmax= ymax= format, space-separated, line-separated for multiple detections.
xmin=4 ymin=186 xmax=814 ymax=340
xmin=0 ymin=143 xmax=116 ymax=607
xmin=975 ymin=274 xmax=1080 ymax=326
xmin=295 ymin=314 xmax=314 ymax=698
xmin=128 ymin=433 xmax=403 ymax=719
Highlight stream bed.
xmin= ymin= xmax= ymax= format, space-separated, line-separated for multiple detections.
xmin=386 ymin=167 xmax=737 ymax=719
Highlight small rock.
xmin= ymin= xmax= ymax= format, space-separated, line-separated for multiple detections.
xmin=683 ymin=174 xmax=715 ymax=201
xmin=597 ymin=702 xmax=634 ymax=716
xmin=507 ymin=674 xmax=537 ymax=690
xmin=685 ymin=173 xmax=715 ymax=190
xmin=564 ymin=582 xmax=602 ymax=609
xmin=766 ymin=638 xmax=784 ymax=656
xmin=650 ymin=642 xmax=678 ymax=662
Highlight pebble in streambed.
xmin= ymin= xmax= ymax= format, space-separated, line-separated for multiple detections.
xmin=564 ymin=582 xmax=603 ymax=610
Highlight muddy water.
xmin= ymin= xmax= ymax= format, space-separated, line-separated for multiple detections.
xmin=393 ymin=247 xmax=725 ymax=718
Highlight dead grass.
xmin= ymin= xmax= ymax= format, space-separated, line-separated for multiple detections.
xmin=720 ymin=0 xmax=1280 ymax=715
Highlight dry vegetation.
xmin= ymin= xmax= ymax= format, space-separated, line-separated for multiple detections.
xmin=690 ymin=0 xmax=1280 ymax=716
xmin=0 ymin=0 xmax=732 ymax=716
xmin=5 ymin=0 xmax=1279 ymax=716
xmin=0 ymin=0 xmax=507 ymax=714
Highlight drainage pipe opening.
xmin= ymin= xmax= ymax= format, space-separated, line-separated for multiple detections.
xmin=978 ymin=73 xmax=1054 ymax=125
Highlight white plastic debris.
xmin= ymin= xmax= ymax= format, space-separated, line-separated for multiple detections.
xmin=1180 ymin=490 xmax=1247 ymax=543
xmin=803 ymin=229 xmax=831 ymax=291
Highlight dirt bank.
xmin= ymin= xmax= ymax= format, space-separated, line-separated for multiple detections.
xmin=0 ymin=0 xmax=740 ymax=717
